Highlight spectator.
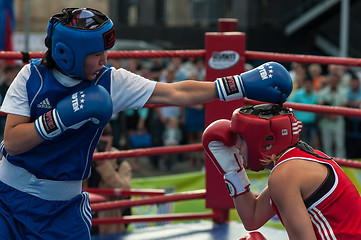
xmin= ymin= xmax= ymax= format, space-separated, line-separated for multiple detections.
xmin=157 ymin=68 xmax=184 ymax=124
xmin=147 ymin=59 xmax=168 ymax=169
xmin=108 ymin=59 xmax=122 ymax=69
xmin=125 ymin=108 xmax=150 ymax=170
xmin=308 ymin=63 xmax=325 ymax=92
xmin=193 ymin=58 xmax=206 ymax=81
xmin=162 ymin=116 xmax=183 ymax=171
xmin=0 ymin=64 xmax=21 ymax=140
xmin=288 ymin=77 xmax=319 ymax=148
xmin=106 ymin=59 xmax=123 ymax=149
xmin=122 ymin=58 xmax=153 ymax=170
xmin=181 ymin=57 xmax=196 ymax=75
xmin=327 ymin=64 xmax=351 ymax=89
xmin=184 ymin=71 xmax=205 ymax=167
xmin=0 ymin=59 xmax=6 ymax=84
xmin=345 ymin=73 xmax=361 ymax=158
xmin=138 ymin=64 xmax=152 ymax=79
xmin=0 ymin=64 xmax=21 ymax=101
xmin=346 ymin=72 xmax=361 ymax=108
xmin=289 ymin=62 xmax=307 ymax=91
xmin=156 ymin=67 xmax=184 ymax=170
xmin=318 ymin=73 xmax=348 ymax=158
xmin=159 ymin=57 xmax=187 ymax=83
xmin=125 ymin=58 xmax=139 ymax=74
xmin=89 ymin=124 xmax=132 ymax=235
xmin=244 ymin=62 xmax=254 ymax=72
xmin=338 ymin=65 xmax=352 ymax=89
xmin=149 ymin=58 xmax=167 ymax=82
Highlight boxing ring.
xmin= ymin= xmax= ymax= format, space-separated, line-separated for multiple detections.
xmin=2 ymin=19 xmax=361 ymax=239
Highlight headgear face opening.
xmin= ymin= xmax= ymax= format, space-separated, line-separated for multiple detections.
xmin=230 ymin=104 xmax=303 ymax=171
xmin=46 ymin=8 xmax=115 ymax=79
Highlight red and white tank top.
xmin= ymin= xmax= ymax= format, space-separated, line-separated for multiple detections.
xmin=270 ymin=147 xmax=361 ymax=239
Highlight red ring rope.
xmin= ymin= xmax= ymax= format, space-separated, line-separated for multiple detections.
xmin=84 ymin=187 xmax=165 ymax=197
xmin=245 ymin=51 xmax=361 ymax=66
xmin=2 ymin=49 xmax=361 ymax=66
xmin=92 ymin=212 xmax=216 ymax=225
xmin=108 ymin=50 xmax=205 ymax=59
xmin=91 ymin=190 xmax=206 ymax=212
xmin=93 ymin=143 xmax=203 ymax=161
xmin=0 ymin=51 xmax=44 ymax=60
xmin=93 ymin=144 xmax=361 ymax=169
xmin=243 ymin=99 xmax=361 ymax=118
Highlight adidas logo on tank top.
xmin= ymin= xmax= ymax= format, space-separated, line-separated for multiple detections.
xmin=37 ymin=98 xmax=52 ymax=109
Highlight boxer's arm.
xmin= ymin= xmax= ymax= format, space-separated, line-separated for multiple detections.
xmin=146 ymin=80 xmax=217 ymax=106
xmin=147 ymin=62 xmax=293 ymax=106
xmin=233 ymin=187 xmax=276 ymax=231
xmin=3 ymin=114 xmax=44 ymax=156
xmin=202 ymin=120 xmax=275 ymax=229
xmin=268 ymin=164 xmax=317 ymax=240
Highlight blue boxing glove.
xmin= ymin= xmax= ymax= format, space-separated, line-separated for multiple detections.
xmin=215 ymin=62 xmax=292 ymax=104
xmin=35 ymin=85 xmax=113 ymax=140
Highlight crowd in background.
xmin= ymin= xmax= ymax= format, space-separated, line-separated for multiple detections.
xmin=287 ymin=62 xmax=361 ymax=160
xmin=1 ymin=58 xmax=361 ymax=173
xmin=106 ymin=57 xmax=207 ymax=172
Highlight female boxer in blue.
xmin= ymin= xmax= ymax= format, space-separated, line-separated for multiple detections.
xmin=0 ymin=8 xmax=292 ymax=239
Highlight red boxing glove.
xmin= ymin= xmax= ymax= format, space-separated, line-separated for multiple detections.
xmin=239 ymin=231 xmax=267 ymax=240
xmin=202 ymin=119 xmax=250 ymax=197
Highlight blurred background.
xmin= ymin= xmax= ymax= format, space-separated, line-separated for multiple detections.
xmin=2 ymin=0 xmax=360 ymax=58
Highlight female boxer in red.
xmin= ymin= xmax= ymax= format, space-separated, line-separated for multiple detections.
xmin=203 ymin=104 xmax=361 ymax=240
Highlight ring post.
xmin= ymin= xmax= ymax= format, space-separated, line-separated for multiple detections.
xmin=205 ymin=19 xmax=246 ymax=222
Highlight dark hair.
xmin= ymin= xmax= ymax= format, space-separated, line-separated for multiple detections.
xmin=350 ymin=72 xmax=360 ymax=81
xmin=304 ymin=72 xmax=313 ymax=83
xmin=40 ymin=50 xmax=57 ymax=68
xmin=4 ymin=65 xmax=15 ymax=73
xmin=295 ymin=141 xmax=332 ymax=160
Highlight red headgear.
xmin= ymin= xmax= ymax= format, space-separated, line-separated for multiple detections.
xmin=230 ymin=104 xmax=302 ymax=171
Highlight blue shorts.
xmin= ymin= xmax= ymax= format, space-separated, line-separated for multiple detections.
xmin=0 ymin=158 xmax=92 ymax=240
xmin=0 ymin=182 xmax=92 ymax=240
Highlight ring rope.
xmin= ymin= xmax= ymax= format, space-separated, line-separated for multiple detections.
xmin=93 ymin=144 xmax=361 ymax=169
xmin=245 ymin=50 xmax=361 ymax=66
xmin=243 ymin=99 xmax=361 ymax=118
xmin=93 ymin=143 xmax=203 ymax=161
xmin=2 ymin=49 xmax=361 ymax=66
xmin=145 ymin=100 xmax=361 ymax=118
xmin=83 ymin=187 xmax=165 ymax=197
xmin=333 ymin=158 xmax=361 ymax=169
xmin=108 ymin=50 xmax=206 ymax=59
xmin=0 ymin=50 xmax=206 ymax=61
xmin=92 ymin=212 xmax=216 ymax=226
xmin=90 ymin=189 xmax=206 ymax=212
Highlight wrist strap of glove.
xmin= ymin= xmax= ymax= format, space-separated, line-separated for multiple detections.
xmin=224 ymin=168 xmax=250 ymax=197
xmin=215 ymin=75 xmax=245 ymax=101
xmin=34 ymin=109 xmax=64 ymax=140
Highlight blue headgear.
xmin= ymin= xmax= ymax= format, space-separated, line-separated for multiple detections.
xmin=46 ymin=8 xmax=115 ymax=79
